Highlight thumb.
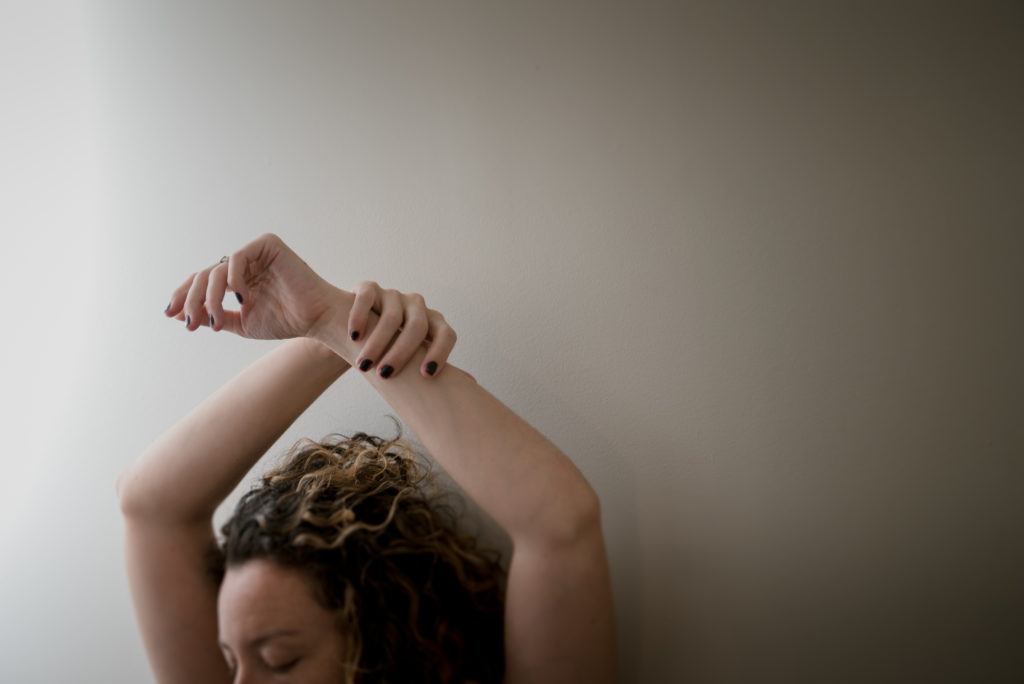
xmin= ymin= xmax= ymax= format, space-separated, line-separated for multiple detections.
xmin=225 ymin=233 xmax=283 ymax=304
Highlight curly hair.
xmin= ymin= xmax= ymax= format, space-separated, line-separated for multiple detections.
xmin=213 ymin=432 xmax=506 ymax=683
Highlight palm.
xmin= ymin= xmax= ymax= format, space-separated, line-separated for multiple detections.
xmin=233 ymin=240 xmax=331 ymax=340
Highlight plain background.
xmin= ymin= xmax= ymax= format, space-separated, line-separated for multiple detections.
xmin=1 ymin=1 xmax=1021 ymax=682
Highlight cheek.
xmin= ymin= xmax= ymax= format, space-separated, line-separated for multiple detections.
xmin=307 ymin=629 xmax=352 ymax=681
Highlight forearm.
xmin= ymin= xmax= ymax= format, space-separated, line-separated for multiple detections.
xmin=117 ymin=337 xmax=349 ymax=524
xmin=312 ymin=288 xmax=599 ymax=546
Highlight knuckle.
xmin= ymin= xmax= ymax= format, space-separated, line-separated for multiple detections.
xmin=435 ymin=327 xmax=456 ymax=347
xmin=406 ymin=317 xmax=429 ymax=337
xmin=379 ymin=311 xmax=403 ymax=328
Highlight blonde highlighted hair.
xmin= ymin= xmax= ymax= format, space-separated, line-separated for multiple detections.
xmin=213 ymin=432 xmax=506 ymax=683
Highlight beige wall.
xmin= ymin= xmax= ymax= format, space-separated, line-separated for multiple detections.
xmin=1 ymin=2 xmax=1020 ymax=681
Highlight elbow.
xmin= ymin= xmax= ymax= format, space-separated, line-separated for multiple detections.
xmin=115 ymin=466 xmax=135 ymax=516
xmin=530 ymin=481 xmax=604 ymax=550
xmin=567 ymin=483 xmax=603 ymax=540
xmin=116 ymin=460 xmax=211 ymax=524
xmin=116 ymin=464 xmax=150 ymax=519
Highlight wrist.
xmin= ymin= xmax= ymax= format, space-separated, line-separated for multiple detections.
xmin=307 ymin=285 xmax=356 ymax=356
xmin=293 ymin=335 xmax=347 ymax=367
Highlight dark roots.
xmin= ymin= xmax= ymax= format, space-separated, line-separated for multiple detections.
xmin=215 ymin=432 xmax=506 ymax=683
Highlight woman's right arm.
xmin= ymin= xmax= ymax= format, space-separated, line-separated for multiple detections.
xmin=120 ymin=239 xmax=450 ymax=683
xmin=117 ymin=337 xmax=349 ymax=524
xmin=117 ymin=337 xmax=350 ymax=683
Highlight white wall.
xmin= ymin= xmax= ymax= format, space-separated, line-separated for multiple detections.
xmin=1 ymin=2 xmax=1020 ymax=682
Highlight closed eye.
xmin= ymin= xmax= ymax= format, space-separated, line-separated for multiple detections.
xmin=269 ymin=658 xmax=299 ymax=674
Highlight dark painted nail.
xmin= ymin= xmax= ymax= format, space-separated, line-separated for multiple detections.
xmin=209 ymin=315 xmax=215 ymax=328
xmin=351 ymin=330 xmax=360 ymax=341
xmin=185 ymin=315 xmax=191 ymax=328
xmin=359 ymin=359 xmax=373 ymax=372
xmin=236 ymin=292 xmax=244 ymax=305
xmin=164 ymin=302 xmax=171 ymax=313
xmin=425 ymin=361 xmax=437 ymax=376
xmin=380 ymin=365 xmax=394 ymax=379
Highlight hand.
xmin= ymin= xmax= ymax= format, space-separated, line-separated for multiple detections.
xmin=164 ymin=234 xmax=457 ymax=379
xmin=164 ymin=233 xmax=334 ymax=340
xmin=346 ymin=281 xmax=457 ymax=379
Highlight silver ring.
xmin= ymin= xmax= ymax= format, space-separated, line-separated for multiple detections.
xmin=219 ymin=256 xmax=229 ymax=263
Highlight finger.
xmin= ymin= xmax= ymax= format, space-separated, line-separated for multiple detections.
xmin=165 ymin=273 xmax=196 ymax=319
xmin=357 ymin=288 xmax=403 ymax=375
xmin=376 ymin=293 xmax=430 ymax=378
xmin=183 ymin=267 xmax=213 ymax=331
xmin=421 ymin=309 xmax=456 ymax=378
xmin=205 ymin=261 xmax=230 ymax=331
xmin=212 ymin=308 xmax=242 ymax=335
xmin=348 ymin=281 xmax=382 ymax=342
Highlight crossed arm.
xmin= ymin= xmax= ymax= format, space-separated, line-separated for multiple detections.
xmin=117 ymin=234 xmax=616 ymax=683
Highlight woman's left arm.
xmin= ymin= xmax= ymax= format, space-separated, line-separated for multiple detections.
xmin=310 ymin=290 xmax=618 ymax=684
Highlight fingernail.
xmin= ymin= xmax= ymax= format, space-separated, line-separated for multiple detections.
xmin=351 ymin=330 xmax=360 ymax=341
xmin=425 ymin=361 xmax=437 ymax=376
xmin=209 ymin=315 xmax=215 ymax=328
xmin=380 ymin=365 xmax=394 ymax=379
xmin=185 ymin=315 xmax=191 ymax=328
xmin=359 ymin=359 xmax=373 ymax=372
xmin=164 ymin=302 xmax=171 ymax=313
xmin=236 ymin=293 xmax=244 ymax=305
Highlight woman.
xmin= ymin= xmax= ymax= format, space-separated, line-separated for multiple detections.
xmin=117 ymin=234 xmax=616 ymax=683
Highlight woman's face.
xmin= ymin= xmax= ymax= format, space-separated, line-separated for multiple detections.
xmin=218 ymin=559 xmax=348 ymax=683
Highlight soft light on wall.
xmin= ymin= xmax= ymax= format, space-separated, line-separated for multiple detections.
xmin=1 ymin=2 xmax=1020 ymax=682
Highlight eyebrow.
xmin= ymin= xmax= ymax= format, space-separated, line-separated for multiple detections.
xmin=219 ymin=628 xmax=302 ymax=650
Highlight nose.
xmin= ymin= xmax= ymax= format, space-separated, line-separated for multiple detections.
xmin=233 ymin=666 xmax=256 ymax=684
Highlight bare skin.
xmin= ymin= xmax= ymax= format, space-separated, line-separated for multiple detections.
xmin=218 ymin=561 xmax=347 ymax=683
xmin=118 ymin=233 xmax=616 ymax=683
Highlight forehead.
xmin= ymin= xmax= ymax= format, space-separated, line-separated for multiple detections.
xmin=218 ymin=560 xmax=328 ymax=640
